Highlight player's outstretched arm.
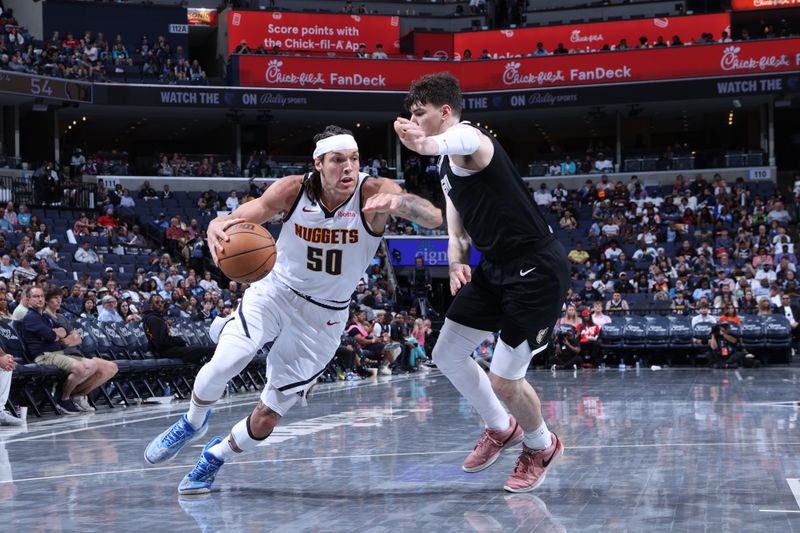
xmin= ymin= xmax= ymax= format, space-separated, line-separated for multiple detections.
xmin=207 ymin=174 xmax=302 ymax=264
xmin=362 ymin=178 xmax=443 ymax=230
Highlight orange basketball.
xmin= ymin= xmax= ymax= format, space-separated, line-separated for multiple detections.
xmin=217 ymin=223 xmax=277 ymax=283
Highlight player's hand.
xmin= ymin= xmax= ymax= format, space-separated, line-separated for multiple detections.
xmin=449 ymin=262 xmax=472 ymax=295
xmin=0 ymin=354 xmax=15 ymax=372
xmin=363 ymin=193 xmax=404 ymax=215
xmin=394 ymin=117 xmax=428 ymax=154
xmin=207 ymin=217 xmax=246 ymax=265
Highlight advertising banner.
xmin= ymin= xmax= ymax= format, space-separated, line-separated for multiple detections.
xmin=386 ymin=238 xmax=481 ymax=267
xmin=238 ymin=38 xmax=800 ymax=92
xmin=188 ymin=8 xmax=217 ymax=27
xmin=227 ymin=11 xmax=400 ymax=54
xmin=732 ymin=0 xmax=800 ymax=10
xmin=454 ymin=13 xmax=730 ymax=57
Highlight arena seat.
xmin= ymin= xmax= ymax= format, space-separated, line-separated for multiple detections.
xmin=764 ymin=315 xmax=792 ymax=362
xmin=666 ymin=315 xmax=693 ymax=351
xmin=599 ymin=317 xmax=623 ymax=351
xmin=740 ymin=315 xmax=766 ymax=351
xmin=621 ymin=315 xmax=647 ymax=354
xmin=643 ymin=315 xmax=670 ymax=351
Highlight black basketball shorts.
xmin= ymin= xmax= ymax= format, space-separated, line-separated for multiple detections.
xmin=446 ymin=237 xmax=570 ymax=350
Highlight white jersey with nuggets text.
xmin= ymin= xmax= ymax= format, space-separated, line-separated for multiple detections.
xmin=258 ymin=172 xmax=383 ymax=303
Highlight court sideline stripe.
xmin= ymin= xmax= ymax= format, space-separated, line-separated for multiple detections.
xmin=4 ymin=441 xmax=800 ymax=485
xmin=1 ymin=372 xmax=432 ymax=444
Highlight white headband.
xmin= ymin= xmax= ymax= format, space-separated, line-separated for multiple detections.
xmin=313 ymin=134 xmax=358 ymax=159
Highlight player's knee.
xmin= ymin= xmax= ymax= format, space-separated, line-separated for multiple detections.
xmin=489 ymin=373 xmax=521 ymax=402
xmin=249 ymin=404 xmax=281 ymax=437
xmin=103 ymin=360 xmax=119 ymax=379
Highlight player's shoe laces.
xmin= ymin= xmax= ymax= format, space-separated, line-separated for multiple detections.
xmin=462 ymin=414 xmax=524 ymax=473
xmin=503 ymin=432 xmax=563 ymax=493
xmin=178 ymin=437 xmax=225 ymax=495
xmin=144 ymin=411 xmax=211 ymax=465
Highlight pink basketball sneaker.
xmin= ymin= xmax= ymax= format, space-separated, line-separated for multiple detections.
xmin=503 ymin=433 xmax=563 ymax=493
xmin=462 ymin=415 xmax=524 ymax=473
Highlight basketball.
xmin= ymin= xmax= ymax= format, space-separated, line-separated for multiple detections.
xmin=217 ymin=223 xmax=277 ymax=283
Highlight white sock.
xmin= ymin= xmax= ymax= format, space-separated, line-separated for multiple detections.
xmin=186 ymin=398 xmax=212 ymax=429
xmin=208 ymin=437 xmax=238 ymax=462
xmin=523 ymin=421 xmax=552 ymax=450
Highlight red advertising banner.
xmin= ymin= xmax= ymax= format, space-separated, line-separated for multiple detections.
xmin=188 ymin=8 xmax=217 ymax=27
xmin=227 ymin=11 xmax=400 ymax=55
xmin=238 ymin=39 xmax=800 ymax=91
xmin=453 ymin=13 xmax=730 ymax=58
xmin=732 ymin=0 xmax=800 ymax=10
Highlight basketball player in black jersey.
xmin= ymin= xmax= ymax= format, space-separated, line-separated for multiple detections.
xmin=396 ymin=72 xmax=570 ymax=492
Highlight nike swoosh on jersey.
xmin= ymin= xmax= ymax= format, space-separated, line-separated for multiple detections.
xmin=326 ymin=320 xmax=341 ymax=326
xmin=302 ymin=207 xmax=319 ymax=213
xmin=520 ymin=267 xmax=537 ymax=276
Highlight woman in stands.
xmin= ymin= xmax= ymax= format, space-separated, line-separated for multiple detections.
xmin=739 ymin=290 xmax=758 ymax=315
xmin=557 ymin=304 xmax=582 ymax=331
xmin=81 ymin=298 xmax=97 ymax=319
xmin=117 ymin=300 xmax=139 ymax=323
xmin=0 ymin=298 xmax=12 ymax=321
xmin=719 ymin=304 xmax=742 ymax=327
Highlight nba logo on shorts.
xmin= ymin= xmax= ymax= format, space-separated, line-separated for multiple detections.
xmin=536 ymin=327 xmax=549 ymax=345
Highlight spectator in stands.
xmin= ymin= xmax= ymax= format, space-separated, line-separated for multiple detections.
xmin=560 ymin=156 xmax=576 ymax=175
xmin=74 ymin=241 xmax=100 ymax=264
xmin=719 ymin=304 xmax=742 ymax=327
xmin=0 ymin=346 xmax=22 ymax=425
xmin=708 ymin=322 xmax=744 ymax=369
xmin=371 ymin=44 xmax=388 ymax=59
xmin=531 ymin=42 xmax=549 ymax=56
xmin=355 ymin=43 xmax=368 ymax=58
xmin=97 ymin=294 xmax=122 ymax=323
xmin=81 ymin=298 xmax=97 ymax=319
xmin=578 ymin=309 xmax=601 ymax=365
xmin=97 ymin=207 xmax=118 ymax=229
xmin=347 ymin=310 xmax=389 ymax=374
xmin=21 ymin=286 xmax=117 ymax=414
xmin=226 ymin=190 xmax=240 ymax=211
xmin=556 ymin=303 xmax=581 ymax=330
xmin=591 ymin=300 xmax=612 ymax=328
xmin=119 ymin=189 xmax=135 ymax=208
xmin=553 ymin=43 xmax=568 ymax=55
xmin=778 ymin=294 xmax=800 ymax=343
xmin=551 ymin=327 xmax=581 ymax=371
xmin=533 ymin=183 xmax=552 ymax=207
xmin=767 ymin=201 xmax=791 ymax=225
xmin=11 ymin=289 xmax=29 ymax=321
xmin=142 ymin=295 xmax=214 ymax=364
xmin=4 ymin=202 xmax=17 ymax=226
xmin=594 ymin=153 xmax=613 ymax=173
xmin=169 ymin=296 xmax=193 ymax=320
xmin=605 ymin=290 xmax=629 ymax=314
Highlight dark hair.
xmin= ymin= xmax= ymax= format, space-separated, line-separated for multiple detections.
xmin=305 ymin=124 xmax=355 ymax=203
xmin=404 ymin=71 xmax=462 ymax=116
xmin=45 ymin=287 xmax=62 ymax=301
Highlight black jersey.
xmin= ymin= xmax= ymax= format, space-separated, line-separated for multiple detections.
xmin=440 ymin=124 xmax=553 ymax=262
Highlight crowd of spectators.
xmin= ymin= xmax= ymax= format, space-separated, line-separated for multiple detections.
xmin=155 ymin=153 xmax=240 ymax=177
xmin=536 ymin=170 xmax=800 ymax=368
xmin=0 ymin=9 xmax=206 ymax=84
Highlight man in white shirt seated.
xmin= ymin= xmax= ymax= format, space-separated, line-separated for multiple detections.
xmin=533 ymin=183 xmax=553 ymax=207
xmin=594 ymin=153 xmax=613 ymax=173
xmin=97 ymin=295 xmax=123 ymax=323
xmin=691 ymin=303 xmax=717 ymax=347
xmin=74 ymin=242 xmax=100 ymax=264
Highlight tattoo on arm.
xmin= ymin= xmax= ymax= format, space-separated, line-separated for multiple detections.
xmin=395 ymin=195 xmax=441 ymax=228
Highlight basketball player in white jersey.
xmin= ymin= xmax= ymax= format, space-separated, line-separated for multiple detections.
xmin=396 ymin=73 xmax=570 ymax=493
xmin=144 ymin=125 xmax=442 ymax=494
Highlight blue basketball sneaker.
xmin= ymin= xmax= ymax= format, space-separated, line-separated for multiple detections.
xmin=144 ymin=411 xmax=211 ymax=465
xmin=178 ymin=437 xmax=225 ymax=495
